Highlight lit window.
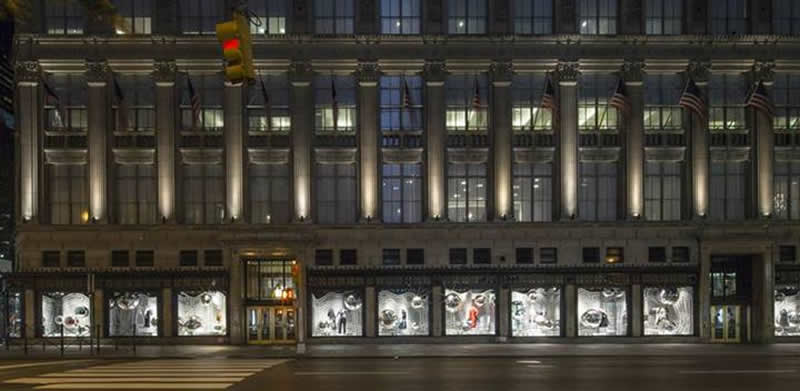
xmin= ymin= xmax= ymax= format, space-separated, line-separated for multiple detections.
xmin=446 ymin=74 xmax=488 ymax=133
xmin=646 ymin=0 xmax=682 ymax=35
xmin=579 ymin=74 xmax=619 ymax=131
xmin=513 ymin=163 xmax=553 ymax=222
xmin=314 ymin=75 xmax=357 ymax=133
xmin=382 ymin=164 xmax=422 ymax=223
xmin=248 ymin=0 xmax=288 ymax=34
xmin=448 ymin=0 xmax=487 ymax=34
xmin=512 ymin=74 xmax=554 ymax=132
xmin=380 ymin=0 xmax=421 ymax=34
xmin=113 ymin=0 xmax=152 ymax=34
xmin=447 ymin=163 xmax=487 ymax=222
xmin=46 ymin=2 xmax=85 ymax=35
xmin=578 ymin=0 xmax=617 ymax=35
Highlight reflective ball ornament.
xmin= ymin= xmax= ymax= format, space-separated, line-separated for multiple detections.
xmin=473 ymin=294 xmax=487 ymax=308
xmin=54 ymin=315 xmax=64 ymax=326
xmin=775 ymin=291 xmax=786 ymax=303
xmin=200 ymin=293 xmax=213 ymax=305
xmin=411 ymin=295 xmax=425 ymax=310
xmin=444 ymin=292 xmax=462 ymax=313
xmin=116 ymin=294 xmax=140 ymax=311
xmin=527 ymin=289 xmax=539 ymax=302
xmin=602 ymin=288 xmax=624 ymax=299
xmin=381 ymin=309 xmax=398 ymax=328
xmin=185 ymin=316 xmax=202 ymax=330
xmin=74 ymin=306 xmax=90 ymax=318
xmin=580 ymin=309 xmax=605 ymax=328
xmin=659 ymin=288 xmax=680 ymax=306
xmin=344 ymin=294 xmax=362 ymax=311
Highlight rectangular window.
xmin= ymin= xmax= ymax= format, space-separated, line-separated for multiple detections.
xmin=340 ymin=249 xmax=358 ymax=265
xmin=116 ymin=165 xmax=157 ymax=225
xmin=512 ymin=74 xmax=554 ymax=132
xmin=709 ymin=161 xmax=746 ymax=221
xmin=646 ymin=0 xmax=682 ymax=35
xmin=135 ymin=250 xmax=155 ymax=267
xmin=383 ymin=249 xmax=402 ymax=265
xmin=205 ymin=250 xmax=223 ymax=266
xmin=380 ymin=76 xmax=423 ymax=133
xmin=111 ymin=250 xmax=130 ymax=267
xmin=516 ymin=248 xmax=534 ymax=264
xmin=780 ymin=246 xmax=797 ymax=263
xmin=578 ymin=0 xmax=617 ymax=34
xmin=774 ymin=0 xmax=800 ymax=35
xmin=315 ymin=249 xmax=334 ymax=266
xmin=249 ymin=164 xmax=291 ymax=224
xmin=447 ymin=163 xmax=487 ymax=222
xmin=644 ymin=74 xmax=683 ymax=131
xmin=382 ymin=163 xmax=422 ymax=223
xmin=709 ymin=74 xmax=747 ymax=132
xmin=108 ymin=292 xmax=159 ymax=336
xmin=179 ymin=250 xmax=198 ymax=267
xmin=48 ymin=164 xmax=88 ymax=225
xmin=449 ymin=248 xmax=468 ymax=265
xmin=540 ymin=247 xmax=558 ymax=264
xmin=248 ymin=74 xmax=291 ymax=132
xmin=579 ymin=74 xmax=619 ymax=131
xmin=315 ymin=75 xmax=356 ymax=133
xmin=315 ymin=163 xmax=357 ymax=224
xmin=644 ymin=161 xmax=682 ymax=221
xmin=773 ymin=74 xmax=800 ymax=133
xmin=115 ymin=74 xmax=155 ymax=132
xmin=582 ymin=247 xmax=601 ymax=263
xmin=179 ymin=0 xmax=220 ymax=34
xmin=578 ymin=287 xmax=627 ymax=336
xmin=380 ymin=0 xmax=421 ymax=34
xmin=177 ymin=290 xmax=226 ymax=336
xmin=513 ymin=162 xmax=553 ymax=222
xmin=710 ymin=0 xmax=748 ymax=35
xmin=182 ymin=74 xmax=224 ymax=131
xmin=113 ymin=0 xmax=152 ymax=34
xmin=672 ymin=246 xmax=690 ymax=263
xmin=45 ymin=74 xmax=88 ymax=132
xmin=446 ymin=74 xmax=488 ymax=133
xmin=182 ymin=164 xmax=225 ymax=224
xmin=66 ymin=251 xmax=85 ymax=267
xmin=407 ymin=248 xmax=425 ymax=265
xmin=649 ymin=247 xmax=667 ymax=263
xmin=644 ymin=286 xmax=694 ymax=336
xmin=473 ymin=248 xmax=491 ymax=264
xmin=248 ymin=0 xmax=288 ymax=34
xmin=513 ymin=0 xmax=553 ymax=34
xmin=42 ymin=251 xmax=60 ymax=268
xmin=448 ymin=0 xmax=487 ymax=34
xmin=579 ymin=162 xmax=618 ymax=221
xmin=314 ymin=0 xmax=354 ymax=34
xmin=775 ymin=162 xmax=800 ymax=220
xmin=606 ymin=247 xmax=624 ymax=264
xmin=46 ymin=1 xmax=85 ymax=34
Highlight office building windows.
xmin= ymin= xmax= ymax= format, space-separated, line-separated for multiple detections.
xmin=773 ymin=74 xmax=800 ymax=133
xmin=513 ymin=162 xmax=553 ymax=222
xmin=382 ymin=164 xmax=422 ymax=223
xmin=48 ymin=165 xmax=88 ymax=225
xmin=774 ymin=0 xmax=800 ymax=35
xmin=513 ymin=0 xmax=553 ymax=34
xmin=380 ymin=76 xmax=423 ymax=133
xmin=709 ymin=74 xmax=747 ymax=132
xmin=315 ymin=163 xmax=357 ymax=224
xmin=710 ymin=0 xmax=748 ymax=35
xmin=46 ymin=1 xmax=85 ymax=35
xmin=249 ymin=164 xmax=291 ymax=224
xmin=314 ymin=0 xmax=354 ymax=34
xmin=315 ymin=75 xmax=356 ymax=133
xmin=447 ymin=163 xmax=487 ymax=222
xmin=380 ymin=0 xmax=421 ymax=34
xmin=248 ymin=0 xmax=288 ymax=34
xmin=45 ymin=74 xmax=87 ymax=132
xmin=644 ymin=162 xmax=681 ymax=221
xmin=182 ymin=164 xmax=225 ymax=224
xmin=512 ymin=74 xmax=554 ymax=132
xmin=113 ymin=0 xmax=152 ymax=34
xmin=709 ymin=161 xmax=746 ymax=220
xmin=579 ymin=74 xmax=619 ymax=131
xmin=179 ymin=0 xmax=221 ymax=34
xmin=448 ymin=0 xmax=487 ymax=34
xmin=181 ymin=74 xmax=224 ymax=131
xmin=579 ymin=162 xmax=617 ymax=221
xmin=578 ymin=0 xmax=617 ymax=35
xmin=248 ymin=73 xmax=290 ymax=132
xmin=115 ymin=165 xmax=157 ymax=225
xmin=646 ymin=0 xmax=682 ymax=35
xmin=446 ymin=74 xmax=488 ymax=133
xmin=644 ymin=74 xmax=683 ymax=131
xmin=115 ymin=75 xmax=155 ymax=132
xmin=774 ymin=162 xmax=800 ymax=220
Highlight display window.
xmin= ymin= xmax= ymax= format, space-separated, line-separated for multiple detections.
xmin=311 ymin=290 xmax=364 ymax=337
xmin=775 ymin=285 xmax=800 ymax=337
xmin=377 ymin=289 xmax=430 ymax=336
xmin=108 ymin=292 xmax=159 ymax=337
xmin=577 ymin=287 xmax=628 ymax=336
xmin=4 ymin=293 xmax=22 ymax=338
xmin=41 ymin=292 xmax=92 ymax=337
xmin=176 ymin=291 xmax=227 ymax=336
xmin=444 ymin=288 xmax=496 ymax=336
xmin=511 ymin=287 xmax=561 ymax=337
xmin=643 ymin=286 xmax=694 ymax=336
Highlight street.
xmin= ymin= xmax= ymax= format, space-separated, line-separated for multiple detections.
xmin=0 ymin=355 xmax=798 ymax=390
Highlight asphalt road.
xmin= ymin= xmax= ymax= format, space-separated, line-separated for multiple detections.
xmin=2 ymin=356 xmax=800 ymax=390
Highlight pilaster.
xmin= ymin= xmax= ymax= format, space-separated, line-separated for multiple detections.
xmin=423 ymin=60 xmax=448 ymax=221
xmin=556 ymin=61 xmax=580 ymax=220
xmin=751 ymin=61 xmax=775 ymax=218
xmin=224 ymin=82 xmax=245 ymax=222
xmin=491 ymin=61 xmax=513 ymax=221
xmin=15 ymin=61 xmax=41 ymax=224
xmin=355 ymin=61 xmax=381 ymax=222
xmin=622 ymin=60 xmax=645 ymax=219
xmin=290 ymin=61 xmax=314 ymax=222
xmin=86 ymin=60 xmax=110 ymax=223
xmin=152 ymin=60 xmax=177 ymax=223
xmin=687 ymin=60 xmax=710 ymax=219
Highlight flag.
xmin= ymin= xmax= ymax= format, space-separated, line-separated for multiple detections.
xmin=541 ymin=76 xmax=558 ymax=122
xmin=331 ymin=78 xmax=338 ymax=130
xmin=609 ymin=78 xmax=631 ymax=113
xmin=113 ymin=76 xmax=129 ymax=131
xmin=745 ymin=80 xmax=775 ymax=118
xmin=471 ymin=77 xmax=481 ymax=109
xmin=259 ymin=76 xmax=272 ymax=131
xmin=679 ymin=77 xmax=707 ymax=120
xmin=402 ymin=79 xmax=412 ymax=109
xmin=187 ymin=76 xmax=201 ymax=128
xmin=44 ymin=79 xmax=66 ymax=128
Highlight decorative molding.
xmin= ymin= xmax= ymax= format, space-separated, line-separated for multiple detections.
xmin=644 ymin=147 xmax=686 ymax=162
xmin=353 ymin=61 xmax=382 ymax=86
xmin=751 ymin=60 xmax=776 ymax=84
xmin=555 ymin=61 xmax=580 ymax=85
xmin=579 ymin=147 xmax=621 ymax=162
xmin=686 ymin=60 xmax=711 ymax=83
xmin=288 ymin=60 xmax=314 ymax=85
xmin=15 ymin=61 xmax=41 ymax=84
xmin=314 ymin=148 xmax=358 ymax=164
xmin=44 ymin=149 xmax=88 ymax=165
xmin=179 ymin=148 xmax=224 ymax=165
xmin=382 ymin=148 xmax=423 ymax=164
xmin=709 ymin=147 xmax=750 ymax=162
xmin=248 ymin=148 xmax=291 ymax=165
xmin=113 ymin=148 xmax=156 ymax=165
xmin=447 ymin=148 xmax=489 ymax=164
xmin=490 ymin=60 xmax=513 ymax=84
xmin=151 ymin=60 xmax=177 ymax=85
xmin=621 ymin=60 xmax=646 ymax=83
xmin=422 ymin=60 xmax=449 ymax=84
xmin=85 ymin=60 xmax=111 ymax=85
xmin=513 ymin=147 xmax=555 ymax=163
xmin=773 ymin=147 xmax=800 ymax=162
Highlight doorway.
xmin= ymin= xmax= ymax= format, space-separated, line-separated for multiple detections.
xmin=710 ymin=305 xmax=745 ymax=343
xmin=247 ymin=306 xmax=296 ymax=344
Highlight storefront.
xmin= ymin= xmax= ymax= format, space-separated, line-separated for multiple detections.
xmin=775 ymin=268 xmax=800 ymax=339
xmin=244 ymin=259 xmax=297 ymax=344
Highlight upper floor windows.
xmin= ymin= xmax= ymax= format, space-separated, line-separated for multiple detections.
xmin=579 ymin=162 xmax=618 ymax=221
xmin=115 ymin=75 xmax=154 ymax=132
xmin=315 ymin=0 xmax=354 ymax=34
xmin=709 ymin=74 xmax=747 ymax=132
xmin=380 ymin=0 xmax=421 ymax=34
xmin=447 ymin=163 xmax=487 ymax=222
xmin=179 ymin=0 xmax=222 ymax=35
xmin=183 ymin=164 xmax=225 ymax=224
xmin=774 ymin=0 xmax=800 ymax=35
xmin=513 ymin=0 xmax=553 ymax=34
xmin=181 ymin=74 xmax=224 ymax=131
xmin=644 ymin=74 xmax=683 ymax=131
xmin=448 ymin=0 xmax=487 ymax=34
xmin=48 ymin=165 xmax=88 ymax=225
xmin=579 ymin=74 xmax=618 ymax=131
xmin=113 ymin=0 xmax=152 ymax=34
xmin=247 ymin=74 xmax=290 ymax=132
xmin=382 ymin=163 xmax=423 ymax=223
xmin=512 ymin=74 xmax=554 ymax=132
xmin=316 ymin=163 xmax=357 ymax=224
xmin=45 ymin=74 xmax=87 ymax=132
xmin=774 ymin=162 xmax=800 ymax=220
xmin=46 ymin=2 xmax=85 ymax=35
xmin=446 ymin=74 xmax=488 ymax=133
xmin=380 ymin=76 xmax=423 ymax=133
xmin=314 ymin=75 xmax=356 ymax=133
xmin=646 ymin=0 xmax=682 ymax=35
xmin=710 ymin=0 xmax=748 ymax=35
xmin=248 ymin=0 xmax=288 ymax=34
xmin=773 ymin=74 xmax=800 ymax=132
xmin=578 ymin=0 xmax=617 ymax=35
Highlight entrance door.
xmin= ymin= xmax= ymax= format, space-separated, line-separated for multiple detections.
xmin=247 ymin=306 xmax=296 ymax=344
xmin=710 ymin=305 xmax=742 ymax=343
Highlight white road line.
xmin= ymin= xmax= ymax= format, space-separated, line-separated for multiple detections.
xmin=40 ymin=373 xmax=251 ymax=378
xmin=526 ymin=365 xmax=556 ymax=369
xmin=64 ymin=369 xmax=257 ymax=374
xmin=0 ymin=360 xmax=93 ymax=371
xmin=516 ymin=360 xmax=542 ymax=365
xmin=9 ymin=377 xmax=246 ymax=384
xmin=679 ymin=370 xmax=797 ymax=374
xmin=33 ymin=383 xmax=233 ymax=390
xmin=294 ymin=371 xmax=411 ymax=376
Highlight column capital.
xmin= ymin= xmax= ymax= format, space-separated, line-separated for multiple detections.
xmin=15 ymin=61 xmax=41 ymax=85
xmin=422 ymin=60 xmax=449 ymax=85
xmin=751 ymin=60 xmax=776 ymax=85
xmin=152 ymin=60 xmax=177 ymax=86
xmin=490 ymin=60 xmax=513 ymax=86
xmin=85 ymin=60 xmax=111 ymax=86
xmin=686 ymin=60 xmax=711 ymax=84
xmin=353 ymin=61 xmax=382 ymax=87
xmin=288 ymin=60 xmax=314 ymax=86
xmin=555 ymin=61 xmax=580 ymax=86
xmin=621 ymin=60 xmax=646 ymax=85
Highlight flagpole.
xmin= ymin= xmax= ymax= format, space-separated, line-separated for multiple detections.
xmin=530 ymin=76 xmax=549 ymax=132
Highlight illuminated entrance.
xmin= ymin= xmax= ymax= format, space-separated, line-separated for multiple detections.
xmin=244 ymin=259 xmax=297 ymax=344
xmin=247 ymin=306 xmax=296 ymax=344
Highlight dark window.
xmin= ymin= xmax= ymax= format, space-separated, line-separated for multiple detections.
xmin=513 ymin=0 xmax=554 ymax=34
xmin=775 ymin=0 xmax=800 ymax=35
xmin=111 ymin=250 xmax=130 ymax=267
xmin=648 ymin=247 xmax=667 ymax=263
xmin=314 ymin=0 xmax=354 ymax=34
xmin=315 ymin=249 xmax=333 ymax=266
xmin=380 ymin=0 xmax=421 ymax=34
xmin=583 ymin=247 xmax=600 ymax=263
xmin=135 ymin=250 xmax=155 ymax=267
xmin=710 ymin=0 xmax=748 ymax=35
xmin=340 ymin=249 xmax=357 ymax=265
xmin=449 ymin=248 xmax=468 ymax=265
xmin=205 ymin=249 xmax=223 ymax=266
xmin=179 ymin=0 xmax=221 ymax=34
xmin=780 ymin=246 xmax=797 ymax=263
xmin=578 ymin=0 xmax=618 ymax=35
xmin=540 ymin=247 xmax=558 ymax=264
xmin=42 ymin=251 xmax=60 ymax=268
xmin=407 ymin=248 xmax=424 ymax=265
xmin=179 ymin=250 xmax=198 ymax=267
xmin=473 ymin=248 xmax=491 ymax=264
xmin=383 ymin=249 xmax=402 ymax=265
xmin=516 ymin=248 xmax=534 ymax=264
xmin=672 ymin=246 xmax=690 ymax=263
xmin=606 ymin=247 xmax=624 ymax=264
xmin=66 ymin=250 xmax=85 ymax=267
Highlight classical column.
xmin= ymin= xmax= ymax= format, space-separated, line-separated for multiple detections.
xmin=623 ymin=61 xmax=645 ymax=219
xmin=15 ymin=61 xmax=41 ymax=223
xmin=153 ymin=60 xmax=177 ymax=222
xmin=290 ymin=61 xmax=314 ymax=222
xmin=86 ymin=61 xmax=110 ymax=223
xmin=491 ymin=61 xmax=513 ymax=221
xmin=687 ymin=61 xmax=710 ymax=218
xmin=355 ymin=61 xmax=381 ymax=222
xmin=423 ymin=60 xmax=448 ymax=221
xmin=752 ymin=62 xmax=775 ymax=218
xmin=224 ymin=82 xmax=244 ymax=222
xmin=556 ymin=62 xmax=580 ymax=220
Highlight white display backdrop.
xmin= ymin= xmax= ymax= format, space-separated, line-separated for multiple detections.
xmin=577 ymin=287 xmax=627 ymax=336
xmin=377 ymin=289 xmax=430 ymax=336
xmin=643 ymin=286 xmax=694 ymax=336
xmin=41 ymin=292 xmax=92 ymax=337
xmin=444 ymin=288 xmax=496 ymax=336
xmin=775 ymin=285 xmax=800 ymax=337
xmin=108 ymin=292 xmax=159 ymax=337
xmin=177 ymin=291 xmax=226 ymax=336
xmin=311 ymin=290 xmax=364 ymax=337
xmin=511 ymin=287 xmax=561 ymax=337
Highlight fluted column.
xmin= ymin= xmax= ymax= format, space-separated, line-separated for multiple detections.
xmin=752 ymin=62 xmax=775 ymax=218
xmin=423 ymin=60 xmax=448 ymax=221
xmin=224 ymin=82 xmax=244 ymax=222
xmin=688 ymin=61 xmax=710 ymax=218
xmin=15 ymin=61 xmax=41 ymax=223
xmin=290 ymin=61 xmax=314 ymax=222
xmin=153 ymin=60 xmax=177 ymax=222
xmin=557 ymin=62 xmax=580 ymax=220
xmin=623 ymin=61 xmax=645 ymax=219
xmin=86 ymin=61 xmax=110 ymax=223
xmin=355 ymin=61 xmax=381 ymax=222
xmin=491 ymin=61 xmax=513 ymax=221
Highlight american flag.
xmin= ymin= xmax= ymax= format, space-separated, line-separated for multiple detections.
xmin=746 ymin=80 xmax=775 ymax=118
xmin=187 ymin=76 xmax=201 ymax=128
xmin=471 ymin=77 xmax=481 ymax=109
xmin=259 ymin=76 xmax=272 ymax=131
xmin=113 ymin=77 xmax=128 ymax=131
xmin=541 ymin=76 xmax=558 ymax=122
xmin=679 ymin=77 xmax=707 ymax=120
xmin=609 ymin=78 xmax=631 ymax=113
xmin=331 ymin=78 xmax=338 ymax=130
xmin=44 ymin=79 xmax=66 ymax=128
xmin=402 ymin=79 xmax=412 ymax=109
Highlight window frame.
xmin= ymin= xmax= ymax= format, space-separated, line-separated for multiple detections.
xmin=181 ymin=74 xmax=224 ymax=132
xmin=709 ymin=0 xmax=749 ymax=35
xmin=315 ymin=163 xmax=358 ymax=224
xmin=644 ymin=161 xmax=682 ymax=221
xmin=579 ymin=74 xmax=620 ymax=132
xmin=578 ymin=0 xmax=618 ymax=35
xmin=774 ymin=0 xmax=800 ymax=35
xmin=512 ymin=73 xmax=554 ymax=132
xmin=178 ymin=0 xmax=222 ymax=35
xmin=314 ymin=0 xmax=355 ymax=34
xmin=113 ymin=0 xmax=153 ymax=35
xmin=447 ymin=162 xmax=488 ymax=222
xmin=512 ymin=0 xmax=554 ymax=35
xmin=709 ymin=74 xmax=747 ymax=133
xmin=380 ymin=0 xmax=421 ymax=34
xmin=182 ymin=164 xmax=226 ymax=225
xmin=774 ymin=161 xmax=800 ymax=220
xmin=314 ymin=75 xmax=357 ymax=134
xmin=248 ymin=0 xmax=289 ymax=35
xmin=446 ymin=74 xmax=489 ymax=133
xmin=382 ymin=163 xmax=422 ymax=223
xmin=579 ymin=161 xmax=618 ymax=222
xmin=48 ymin=164 xmax=89 ymax=225
xmin=45 ymin=1 xmax=86 ymax=35
xmin=709 ymin=161 xmax=747 ymax=221
xmin=645 ymin=0 xmax=682 ymax=35
xmin=644 ymin=74 xmax=684 ymax=132
xmin=115 ymin=164 xmax=158 ymax=225
xmin=447 ymin=0 xmax=488 ymax=34
xmin=248 ymin=163 xmax=291 ymax=224
xmin=513 ymin=162 xmax=553 ymax=222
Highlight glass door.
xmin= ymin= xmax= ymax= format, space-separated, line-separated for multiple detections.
xmin=247 ymin=306 xmax=296 ymax=344
xmin=710 ymin=305 xmax=741 ymax=343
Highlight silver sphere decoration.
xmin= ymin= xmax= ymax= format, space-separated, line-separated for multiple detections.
xmin=527 ymin=289 xmax=539 ymax=302
xmin=659 ymin=288 xmax=680 ymax=306
xmin=411 ymin=295 xmax=425 ymax=309
xmin=116 ymin=294 xmax=140 ymax=311
xmin=473 ymin=294 xmax=487 ymax=308
xmin=344 ymin=294 xmax=362 ymax=311
xmin=74 ymin=306 xmax=90 ymax=318
xmin=444 ymin=292 xmax=462 ymax=313
xmin=54 ymin=315 xmax=64 ymax=325
xmin=200 ymin=293 xmax=213 ymax=305
xmin=580 ymin=309 xmax=605 ymax=328
xmin=380 ymin=309 xmax=398 ymax=328
xmin=602 ymin=288 xmax=625 ymax=299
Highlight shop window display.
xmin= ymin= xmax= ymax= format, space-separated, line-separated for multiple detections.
xmin=577 ymin=287 xmax=627 ymax=336
xmin=775 ymin=285 xmax=800 ymax=336
xmin=511 ymin=287 xmax=561 ymax=337
xmin=176 ymin=291 xmax=226 ymax=336
xmin=4 ymin=293 xmax=22 ymax=338
xmin=311 ymin=290 xmax=364 ymax=337
xmin=643 ymin=286 xmax=694 ymax=336
xmin=444 ymin=288 xmax=496 ymax=336
xmin=41 ymin=292 xmax=91 ymax=337
xmin=108 ymin=292 xmax=159 ymax=337
xmin=377 ymin=289 xmax=430 ymax=336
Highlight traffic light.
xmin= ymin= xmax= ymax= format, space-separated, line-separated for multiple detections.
xmin=215 ymin=11 xmax=255 ymax=84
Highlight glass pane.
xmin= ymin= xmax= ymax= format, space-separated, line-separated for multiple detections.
xmin=511 ymin=287 xmax=561 ymax=336
xmin=311 ymin=290 xmax=363 ymax=336
xmin=577 ymin=287 xmax=627 ymax=336
xmin=643 ymin=287 xmax=694 ymax=336
xmin=444 ymin=289 xmax=496 ymax=335
xmin=176 ymin=291 xmax=227 ymax=336
xmin=377 ymin=289 xmax=430 ymax=336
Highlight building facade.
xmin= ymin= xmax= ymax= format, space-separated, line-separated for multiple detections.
xmin=8 ymin=0 xmax=800 ymax=347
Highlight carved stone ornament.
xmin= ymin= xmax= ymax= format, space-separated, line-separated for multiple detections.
xmin=85 ymin=60 xmax=111 ymax=84
xmin=421 ymin=60 xmax=449 ymax=83
xmin=490 ymin=61 xmax=513 ymax=83
xmin=15 ymin=61 xmax=41 ymax=84
xmin=621 ymin=60 xmax=646 ymax=83
xmin=152 ymin=60 xmax=177 ymax=84
xmin=288 ymin=61 xmax=314 ymax=84
xmin=353 ymin=61 xmax=382 ymax=85
xmin=555 ymin=62 xmax=580 ymax=84
xmin=751 ymin=61 xmax=776 ymax=84
xmin=686 ymin=60 xmax=711 ymax=83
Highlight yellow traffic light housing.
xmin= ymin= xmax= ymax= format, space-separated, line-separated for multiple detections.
xmin=215 ymin=11 xmax=255 ymax=84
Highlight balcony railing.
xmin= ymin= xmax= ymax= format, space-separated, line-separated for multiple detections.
xmin=382 ymin=131 xmax=423 ymax=148
xmin=709 ymin=129 xmax=750 ymax=147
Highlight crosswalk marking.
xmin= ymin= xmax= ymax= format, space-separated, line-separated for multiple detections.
xmin=5 ymin=359 xmax=289 ymax=390
xmin=0 ymin=360 xmax=94 ymax=371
